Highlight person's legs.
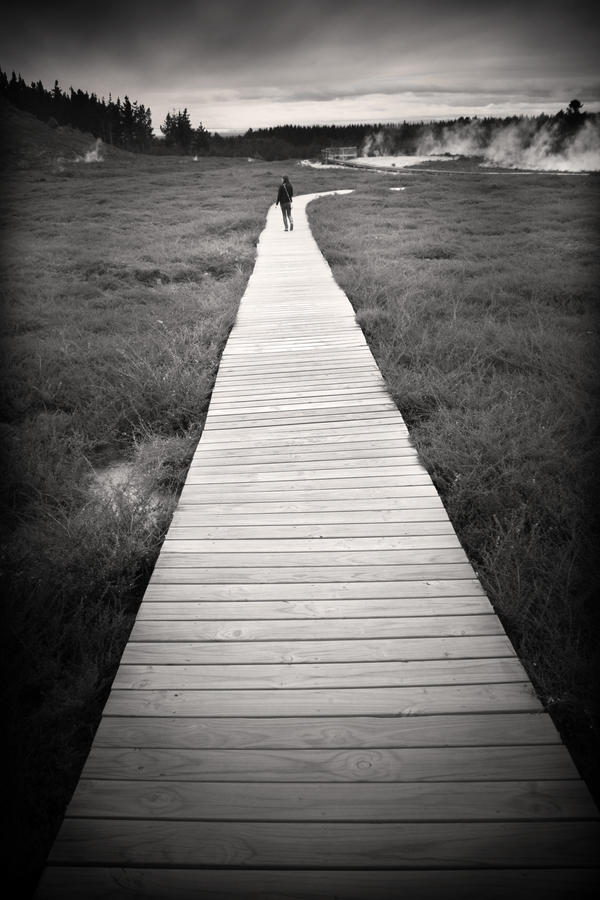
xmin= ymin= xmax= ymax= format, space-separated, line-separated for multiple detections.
xmin=281 ymin=202 xmax=292 ymax=230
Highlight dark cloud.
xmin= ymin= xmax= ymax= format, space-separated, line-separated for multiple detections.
xmin=4 ymin=1 xmax=599 ymax=70
xmin=1 ymin=1 xmax=598 ymax=128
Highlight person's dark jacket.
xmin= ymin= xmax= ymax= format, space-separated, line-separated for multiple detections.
xmin=276 ymin=181 xmax=294 ymax=205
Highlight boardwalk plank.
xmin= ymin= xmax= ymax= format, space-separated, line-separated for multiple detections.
xmin=136 ymin=597 xmax=493 ymax=619
xmin=178 ymin=487 xmax=442 ymax=504
xmin=186 ymin=461 xmax=427 ymax=479
xmin=160 ymin=536 xmax=463 ymax=553
xmin=169 ymin=509 xmax=448 ymax=525
xmin=203 ymin=414 xmax=402 ymax=432
xmin=212 ymin=379 xmax=391 ymax=397
xmin=184 ymin=474 xmax=432 ymax=489
xmin=164 ymin=521 xmax=457 ymax=538
xmin=82 ymin=744 xmax=572 ymax=783
xmin=93 ymin=712 xmax=561 ymax=749
xmin=122 ymin=635 xmax=514 ymax=665
xmin=208 ymin=398 xmax=395 ymax=416
xmin=209 ymin=387 xmax=391 ymax=405
xmin=141 ymin=579 xmax=485 ymax=601
xmin=191 ymin=444 xmax=419 ymax=463
xmin=112 ymin=658 xmax=527 ymax=690
xmin=148 ymin=564 xmax=476 ymax=583
xmin=95 ymin=711 xmax=560 ymax=748
xmin=35 ymin=867 xmax=600 ymax=900
xmin=67 ymin=779 xmax=597 ymax=821
xmin=103 ymin=684 xmax=541 ymax=717
xmin=173 ymin=499 xmax=447 ymax=517
xmin=196 ymin=427 xmax=411 ymax=448
xmin=49 ymin=820 xmax=600 ymax=867
xmin=129 ymin=615 xmax=503 ymax=642
xmin=209 ymin=378 xmax=394 ymax=389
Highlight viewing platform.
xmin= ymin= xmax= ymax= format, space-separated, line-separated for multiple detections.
xmin=321 ymin=146 xmax=359 ymax=162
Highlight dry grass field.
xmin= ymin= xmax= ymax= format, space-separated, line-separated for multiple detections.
xmin=1 ymin=112 xmax=599 ymax=892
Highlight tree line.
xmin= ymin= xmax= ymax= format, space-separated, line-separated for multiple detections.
xmin=1 ymin=67 xmax=594 ymax=161
xmin=0 ymin=67 xmax=379 ymax=159
xmin=0 ymin=68 xmax=154 ymax=151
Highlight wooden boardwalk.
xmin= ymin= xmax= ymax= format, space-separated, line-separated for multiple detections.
xmin=36 ymin=193 xmax=599 ymax=898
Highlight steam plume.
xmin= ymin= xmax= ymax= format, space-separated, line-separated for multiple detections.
xmin=417 ymin=118 xmax=600 ymax=172
xmin=76 ymin=138 xmax=104 ymax=163
xmin=361 ymin=116 xmax=600 ymax=173
xmin=361 ymin=131 xmax=394 ymax=157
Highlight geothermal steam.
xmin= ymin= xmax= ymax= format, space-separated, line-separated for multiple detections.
xmin=417 ymin=118 xmax=600 ymax=172
xmin=76 ymin=138 xmax=104 ymax=163
xmin=362 ymin=118 xmax=600 ymax=172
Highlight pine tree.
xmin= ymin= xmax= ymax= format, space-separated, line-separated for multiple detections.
xmin=160 ymin=108 xmax=194 ymax=153
xmin=193 ymin=122 xmax=210 ymax=154
xmin=177 ymin=108 xmax=193 ymax=153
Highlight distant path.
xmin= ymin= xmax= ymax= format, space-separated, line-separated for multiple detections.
xmin=36 ymin=192 xmax=599 ymax=898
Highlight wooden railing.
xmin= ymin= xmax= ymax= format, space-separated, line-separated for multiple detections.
xmin=321 ymin=146 xmax=359 ymax=162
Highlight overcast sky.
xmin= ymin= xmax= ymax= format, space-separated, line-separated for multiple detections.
xmin=2 ymin=1 xmax=598 ymax=133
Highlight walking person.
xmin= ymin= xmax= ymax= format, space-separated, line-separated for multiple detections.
xmin=275 ymin=175 xmax=294 ymax=231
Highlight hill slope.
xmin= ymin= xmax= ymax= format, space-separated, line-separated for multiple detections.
xmin=0 ymin=100 xmax=133 ymax=170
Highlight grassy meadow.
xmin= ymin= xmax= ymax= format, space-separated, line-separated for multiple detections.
xmin=0 ymin=139 xmax=371 ymax=893
xmin=1 ymin=117 xmax=599 ymax=893
xmin=309 ymin=168 xmax=600 ymax=795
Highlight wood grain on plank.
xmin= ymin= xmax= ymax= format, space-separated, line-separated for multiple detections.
xmin=199 ymin=418 xmax=408 ymax=435
xmin=172 ymin=499 xmax=446 ymax=517
xmin=103 ymin=683 xmax=541 ymax=718
xmin=67 ymin=779 xmax=596 ymax=821
xmin=186 ymin=462 xmax=426 ymax=479
xmin=195 ymin=429 xmax=411 ymax=449
xmin=112 ymin=658 xmax=527 ymax=690
xmin=129 ymin=615 xmax=502 ymax=642
xmin=159 ymin=537 xmax=462 ymax=554
xmin=141 ymin=578 xmax=485 ymax=602
xmin=178 ymin=488 xmax=441 ymax=505
xmin=208 ymin=398 xmax=395 ymax=416
xmin=164 ymin=522 xmax=458 ymax=539
xmin=191 ymin=441 xmax=415 ymax=459
xmin=82 ymin=744 xmax=574 ymax=783
xmin=191 ymin=448 xmax=419 ymax=466
xmin=34 ymin=867 xmax=600 ymax=900
xmin=182 ymin=478 xmax=434 ymax=493
xmin=93 ymin=712 xmax=561 ymax=750
xmin=209 ymin=387 xmax=391 ymax=405
xmin=191 ymin=451 xmax=416 ymax=467
xmin=202 ymin=414 xmax=402 ymax=433
xmin=211 ymin=385 xmax=393 ymax=403
xmin=49 ymin=820 xmax=600 ymax=867
xmin=136 ymin=597 xmax=493 ymax=619
xmin=169 ymin=510 xmax=448 ymax=526
xmin=122 ymin=635 xmax=514 ymax=665
xmin=148 ymin=564 xmax=476 ymax=584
